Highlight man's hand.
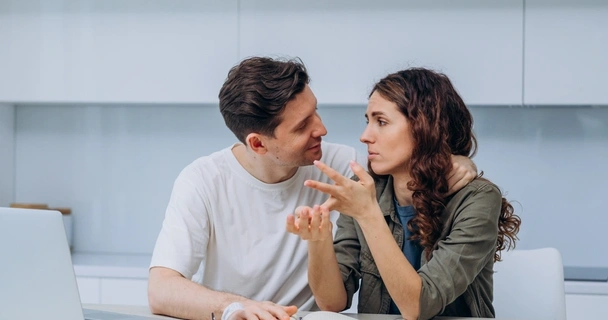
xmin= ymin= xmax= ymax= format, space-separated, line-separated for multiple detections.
xmin=286 ymin=205 xmax=332 ymax=242
xmin=225 ymin=301 xmax=297 ymax=320
xmin=446 ymin=155 xmax=478 ymax=195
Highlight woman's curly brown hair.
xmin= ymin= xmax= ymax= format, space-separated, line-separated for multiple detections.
xmin=369 ymin=68 xmax=521 ymax=262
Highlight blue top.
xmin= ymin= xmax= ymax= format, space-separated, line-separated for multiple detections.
xmin=389 ymin=198 xmax=423 ymax=315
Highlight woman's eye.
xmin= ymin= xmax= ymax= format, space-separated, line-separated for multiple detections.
xmin=378 ymin=120 xmax=387 ymax=126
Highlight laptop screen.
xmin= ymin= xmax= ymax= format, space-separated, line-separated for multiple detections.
xmin=0 ymin=207 xmax=85 ymax=320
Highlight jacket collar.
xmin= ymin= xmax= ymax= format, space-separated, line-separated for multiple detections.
xmin=375 ymin=174 xmax=396 ymax=218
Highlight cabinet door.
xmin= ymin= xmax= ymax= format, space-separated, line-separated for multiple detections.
xmin=524 ymin=0 xmax=608 ymax=105
xmin=240 ymin=0 xmax=523 ymax=106
xmin=0 ymin=105 xmax=14 ymax=207
xmin=565 ymin=294 xmax=608 ymax=320
xmin=76 ymin=277 xmax=101 ymax=304
xmin=0 ymin=0 xmax=238 ymax=104
xmin=100 ymin=278 xmax=149 ymax=306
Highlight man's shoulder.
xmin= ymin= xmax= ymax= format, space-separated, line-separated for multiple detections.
xmin=177 ymin=145 xmax=234 ymax=182
xmin=320 ymin=141 xmax=358 ymax=162
xmin=321 ymin=141 xmax=355 ymax=152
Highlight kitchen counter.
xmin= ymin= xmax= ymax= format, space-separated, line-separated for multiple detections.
xmin=564 ymin=266 xmax=608 ymax=295
xmin=565 ymin=281 xmax=608 ymax=295
xmin=71 ymin=252 xmax=151 ymax=279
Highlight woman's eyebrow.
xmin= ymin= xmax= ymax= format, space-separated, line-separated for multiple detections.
xmin=367 ymin=111 xmax=387 ymax=118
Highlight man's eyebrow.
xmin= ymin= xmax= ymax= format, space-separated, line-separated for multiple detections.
xmin=292 ymin=115 xmax=311 ymax=130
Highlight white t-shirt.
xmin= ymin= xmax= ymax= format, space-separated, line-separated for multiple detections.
xmin=150 ymin=141 xmax=365 ymax=310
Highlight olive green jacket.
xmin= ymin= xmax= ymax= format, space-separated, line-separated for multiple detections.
xmin=334 ymin=177 xmax=502 ymax=319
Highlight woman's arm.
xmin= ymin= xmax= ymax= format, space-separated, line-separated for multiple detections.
xmin=302 ymin=160 xmax=423 ymax=316
xmin=286 ymin=206 xmax=347 ymax=311
xmin=308 ymin=236 xmax=347 ymax=311
xmin=355 ymin=205 xmax=422 ymax=320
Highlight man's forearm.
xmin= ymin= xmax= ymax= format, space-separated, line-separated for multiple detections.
xmin=148 ymin=269 xmax=246 ymax=320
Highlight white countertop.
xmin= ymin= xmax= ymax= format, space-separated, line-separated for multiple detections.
xmin=71 ymin=252 xmax=151 ymax=279
xmin=71 ymin=252 xmax=608 ymax=295
xmin=565 ymin=281 xmax=608 ymax=295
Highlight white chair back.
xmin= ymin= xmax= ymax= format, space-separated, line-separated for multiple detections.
xmin=493 ymin=248 xmax=567 ymax=320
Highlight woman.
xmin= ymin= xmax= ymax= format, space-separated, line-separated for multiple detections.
xmin=286 ymin=68 xmax=521 ymax=320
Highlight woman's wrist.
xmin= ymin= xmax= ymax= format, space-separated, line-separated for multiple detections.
xmin=355 ymin=203 xmax=383 ymax=225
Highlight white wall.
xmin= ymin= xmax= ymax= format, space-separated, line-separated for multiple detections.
xmin=14 ymin=105 xmax=236 ymax=253
xmin=0 ymin=104 xmax=15 ymax=207
xmin=471 ymin=107 xmax=608 ymax=267
xmin=14 ymin=105 xmax=608 ymax=268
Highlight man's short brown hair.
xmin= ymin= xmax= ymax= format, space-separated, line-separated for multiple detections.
xmin=218 ymin=56 xmax=310 ymax=143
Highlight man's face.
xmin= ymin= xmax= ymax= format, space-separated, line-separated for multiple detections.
xmin=263 ymin=85 xmax=328 ymax=167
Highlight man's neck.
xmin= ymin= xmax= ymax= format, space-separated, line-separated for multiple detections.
xmin=231 ymin=144 xmax=299 ymax=184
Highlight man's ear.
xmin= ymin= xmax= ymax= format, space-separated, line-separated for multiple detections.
xmin=245 ymin=133 xmax=268 ymax=155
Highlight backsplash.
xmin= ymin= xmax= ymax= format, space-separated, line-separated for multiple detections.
xmin=13 ymin=104 xmax=608 ymax=267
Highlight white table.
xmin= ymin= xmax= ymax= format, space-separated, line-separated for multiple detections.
xmin=83 ymin=304 xmax=511 ymax=320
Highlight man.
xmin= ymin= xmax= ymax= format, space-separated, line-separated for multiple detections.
xmin=148 ymin=57 xmax=477 ymax=320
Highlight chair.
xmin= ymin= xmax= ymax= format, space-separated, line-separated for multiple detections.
xmin=493 ymin=248 xmax=567 ymax=320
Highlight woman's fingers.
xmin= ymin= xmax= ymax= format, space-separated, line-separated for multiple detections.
xmin=303 ymin=179 xmax=336 ymax=195
xmin=350 ymin=160 xmax=373 ymax=185
xmin=312 ymin=160 xmax=350 ymax=184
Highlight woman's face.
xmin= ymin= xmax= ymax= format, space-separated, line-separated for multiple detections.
xmin=360 ymin=91 xmax=414 ymax=176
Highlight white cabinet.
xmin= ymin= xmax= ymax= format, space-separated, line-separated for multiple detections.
xmin=76 ymin=276 xmax=149 ymax=306
xmin=0 ymin=104 xmax=14 ymax=207
xmin=100 ymin=278 xmax=149 ymax=306
xmin=240 ymin=0 xmax=523 ymax=106
xmin=565 ymin=294 xmax=608 ymax=320
xmin=0 ymin=0 xmax=238 ymax=104
xmin=524 ymin=0 xmax=608 ymax=105
xmin=76 ymin=277 xmax=101 ymax=304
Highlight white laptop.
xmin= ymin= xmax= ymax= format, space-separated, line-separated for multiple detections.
xmin=0 ymin=207 xmax=158 ymax=320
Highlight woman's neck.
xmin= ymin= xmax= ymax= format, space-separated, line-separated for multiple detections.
xmin=392 ymin=171 xmax=414 ymax=207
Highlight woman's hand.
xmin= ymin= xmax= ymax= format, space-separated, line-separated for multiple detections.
xmin=304 ymin=160 xmax=379 ymax=221
xmin=286 ymin=205 xmax=332 ymax=242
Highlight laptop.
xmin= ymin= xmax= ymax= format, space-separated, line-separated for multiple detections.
xmin=0 ymin=207 xmax=158 ymax=320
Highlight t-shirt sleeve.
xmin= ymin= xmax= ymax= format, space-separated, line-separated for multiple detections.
xmin=354 ymin=149 xmax=368 ymax=169
xmin=149 ymin=166 xmax=211 ymax=280
xmin=322 ymin=142 xmax=366 ymax=177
